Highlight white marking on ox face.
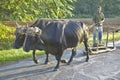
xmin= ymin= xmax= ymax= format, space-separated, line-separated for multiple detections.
xmin=35 ymin=27 xmax=41 ymax=33
xmin=25 ymin=27 xmax=42 ymax=36
xmin=23 ymin=27 xmax=42 ymax=52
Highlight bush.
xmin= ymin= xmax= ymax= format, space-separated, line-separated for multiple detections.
xmin=0 ymin=23 xmax=15 ymax=50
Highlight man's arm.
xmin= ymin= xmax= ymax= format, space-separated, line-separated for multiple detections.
xmin=101 ymin=13 xmax=105 ymax=23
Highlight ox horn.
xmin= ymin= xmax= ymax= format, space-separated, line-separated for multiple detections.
xmin=15 ymin=22 xmax=19 ymax=28
xmin=26 ymin=23 xmax=29 ymax=27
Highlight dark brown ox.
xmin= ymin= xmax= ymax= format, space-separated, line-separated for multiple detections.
xmin=23 ymin=20 xmax=90 ymax=71
xmin=13 ymin=23 xmax=27 ymax=49
xmin=13 ymin=19 xmax=68 ymax=64
xmin=13 ymin=19 xmax=52 ymax=64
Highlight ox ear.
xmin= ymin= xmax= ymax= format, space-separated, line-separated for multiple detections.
xmin=15 ymin=22 xmax=19 ymax=28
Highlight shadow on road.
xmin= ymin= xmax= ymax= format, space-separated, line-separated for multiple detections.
xmin=0 ymin=64 xmax=54 ymax=80
xmin=0 ymin=49 xmax=89 ymax=80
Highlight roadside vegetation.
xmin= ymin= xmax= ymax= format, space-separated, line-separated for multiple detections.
xmin=88 ymin=32 xmax=120 ymax=46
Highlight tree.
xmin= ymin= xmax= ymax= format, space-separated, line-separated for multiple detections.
xmin=0 ymin=0 xmax=76 ymax=21
xmin=104 ymin=0 xmax=120 ymax=17
xmin=72 ymin=0 xmax=120 ymax=18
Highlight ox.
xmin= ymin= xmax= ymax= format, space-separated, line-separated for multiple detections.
xmin=23 ymin=20 xmax=90 ymax=71
xmin=13 ymin=19 xmax=52 ymax=64
xmin=13 ymin=19 xmax=68 ymax=64
xmin=13 ymin=23 xmax=40 ymax=64
xmin=13 ymin=24 xmax=27 ymax=49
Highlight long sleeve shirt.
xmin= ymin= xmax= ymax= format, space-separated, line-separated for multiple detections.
xmin=93 ymin=12 xmax=105 ymax=26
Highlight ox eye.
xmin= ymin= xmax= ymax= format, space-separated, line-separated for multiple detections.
xmin=15 ymin=33 xmax=19 ymax=36
xmin=35 ymin=35 xmax=37 ymax=39
xmin=19 ymin=36 xmax=23 ymax=38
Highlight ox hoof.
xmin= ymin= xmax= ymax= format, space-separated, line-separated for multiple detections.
xmin=67 ymin=60 xmax=72 ymax=65
xmin=53 ymin=66 xmax=59 ymax=71
xmin=86 ymin=59 xmax=89 ymax=62
xmin=61 ymin=60 xmax=67 ymax=63
xmin=44 ymin=62 xmax=50 ymax=64
xmin=53 ymin=68 xmax=59 ymax=71
xmin=34 ymin=60 xmax=39 ymax=64
xmin=67 ymin=62 xmax=70 ymax=65
xmin=83 ymin=51 xmax=87 ymax=55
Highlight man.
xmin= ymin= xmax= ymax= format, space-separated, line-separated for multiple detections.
xmin=92 ymin=6 xmax=105 ymax=46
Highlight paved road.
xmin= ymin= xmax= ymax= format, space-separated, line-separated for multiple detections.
xmin=0 ymin=41 xmax=120 ymax=80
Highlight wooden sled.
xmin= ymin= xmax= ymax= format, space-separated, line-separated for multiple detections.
xmin=88 ymin=46 xmax=116 ymax=55
xmin=88 ymin=27 xmax=117 ymax=55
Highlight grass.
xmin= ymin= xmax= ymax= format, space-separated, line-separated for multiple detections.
xmin=0 ymin=48 xmax=45 ymax=64
xmin=88 ymin=31 xmax=120 ymax=46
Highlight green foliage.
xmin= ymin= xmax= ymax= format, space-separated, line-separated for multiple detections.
xmin=88 ymin=32 xmax=120 ymax=46
xmin=71 ymin=0 xmax=120 ymax=18
xmin=0 ymin=23 xmax=15 ymax=50
xmin=0 ymin=48 xmax=44 ymax=64
xmin=0 ymin=0 xmax=76 ymax=21
xmin=0 ymin=0 xmax=120 ymax=20
xmin=104 ymin=0 xmax=120 ymax=17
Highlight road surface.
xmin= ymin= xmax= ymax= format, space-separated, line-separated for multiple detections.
xmin=0 ymin=41 xmax=120 ymax=80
